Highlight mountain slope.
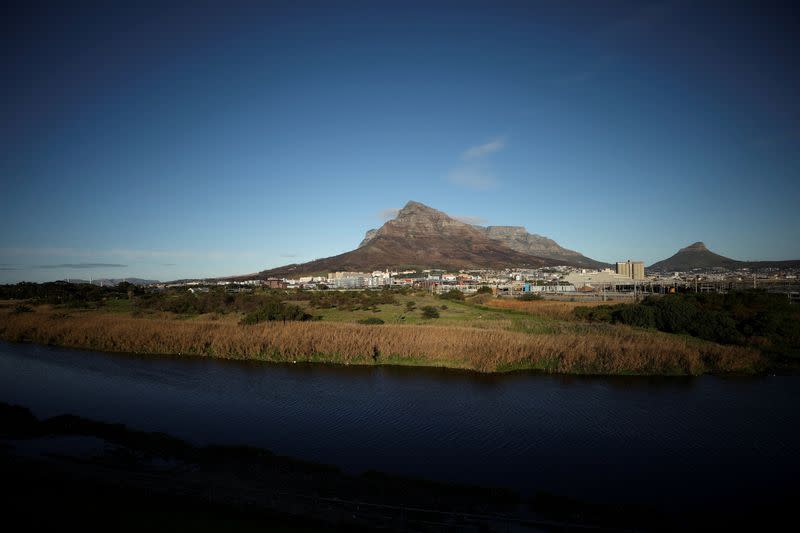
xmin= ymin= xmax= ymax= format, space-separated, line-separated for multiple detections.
xmin=649 ymin=242 xmax=741 ymax=271
xmin=257 ymin=201 xmax=570 ymax=277
xmin=477 ymin=226 xmax=608 ymax=269
xmin=650 ymin=242 xmax=800 ymax=271
xmin=360 ymin=217 xmax=606 ymax=268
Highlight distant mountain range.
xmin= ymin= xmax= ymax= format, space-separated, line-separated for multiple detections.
xmin=255 ymin=201 xmax=604 ymax=277
xmin=232 ymin=202 xmax=798 ymax=280
xmin=59 ymin=278 xmax=160 ymax=286
xmin=648 ymin=242 xmax=800 ymax=272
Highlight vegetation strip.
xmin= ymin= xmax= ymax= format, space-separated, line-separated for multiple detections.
xmin=1 ymin=282 xmax=786 ymax=375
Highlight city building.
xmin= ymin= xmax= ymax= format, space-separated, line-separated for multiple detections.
xmin=563 ymin=269 xmax=634 ymax=288
xmin=616 ymin=260 xmax=645 ymax=280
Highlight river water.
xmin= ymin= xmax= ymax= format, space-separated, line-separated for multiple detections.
xmin=1 ymin=341 xmax=797 ymax=511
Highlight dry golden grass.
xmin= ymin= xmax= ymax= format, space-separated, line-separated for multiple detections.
xmin=483 ymin=299 xmax=613 ymax=321
xmin=0 ymin=308 xmax=762 ymax=375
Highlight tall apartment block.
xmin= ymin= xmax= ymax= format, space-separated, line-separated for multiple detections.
xmin=616 ymin=260 xmax=645 ymax=280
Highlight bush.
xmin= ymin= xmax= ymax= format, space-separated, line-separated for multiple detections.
xmin=421 ymin=306 xmax=440 ymax=319
xmin=440 ymin=289 xmax=465 ymax=301
xmin=517 ymin=293 xmax=543 ymax=301
xmin=12 ymin=305 xmax=34 ymax=314
xmin=240 ymin=301 xmax=311 ymax=324
xmin=611 ymin=304 xmax=656 ymax=328
xmin=573 ymin=291 xmax=799 ymax=351
xmin=476 ymin=286 xmax=493 ymax=294
xmin=573 ymin=305 xmax=615 ymax=323
xmin=405 ymin=301 xmax=416 ymax=311
xmin=357 ymin=317 xmax=385 ymax=325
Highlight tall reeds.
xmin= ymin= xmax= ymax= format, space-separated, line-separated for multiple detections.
xmin=483 ymin=299 xmax=612 ymax=321
xmin=0 ymin=309 xmax=761 ymax=375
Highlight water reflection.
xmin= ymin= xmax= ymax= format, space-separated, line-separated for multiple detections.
xmin=1 ymin=340 xmax=798 ymax=511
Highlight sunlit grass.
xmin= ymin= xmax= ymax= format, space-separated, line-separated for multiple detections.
xmin=482 ymin=298 xmax=618 ymax=321
xmin=0 ymin=307 xmax=762 ymax=375
xmin=298 ymin=294 xmax=512 ymax=326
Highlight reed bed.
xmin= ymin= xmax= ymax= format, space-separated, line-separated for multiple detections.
xmin=0 ymin=309 xmax=761 ymax=375
xmin=484 ymin=299 xmax=612 ymax=321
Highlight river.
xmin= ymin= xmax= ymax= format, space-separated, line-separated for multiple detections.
xmin=1 ymin=340 xmax=798 ymax=512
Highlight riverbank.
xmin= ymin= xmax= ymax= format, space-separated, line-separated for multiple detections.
xmin=0 ymin=304 xmax=762 ymax=375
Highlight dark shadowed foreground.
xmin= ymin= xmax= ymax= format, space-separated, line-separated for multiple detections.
xmin=2 ymin=402 xmax=794 ymax=532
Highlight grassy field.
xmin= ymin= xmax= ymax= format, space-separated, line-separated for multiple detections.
xmin=0 ymin=294 xmax=763 ymax=375
xmin=299 ymin=293 xmax=515 ymax=326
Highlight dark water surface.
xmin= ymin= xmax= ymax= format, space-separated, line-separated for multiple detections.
xmin=2 ymin=341 xmax=798 ymax=511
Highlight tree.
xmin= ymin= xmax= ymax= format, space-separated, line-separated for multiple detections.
xmin=421 ymin=305 xmax=440 ymax=319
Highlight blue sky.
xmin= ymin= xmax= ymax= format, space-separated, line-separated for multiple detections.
xmin=2 ymin=1 xmax=798 ymax=282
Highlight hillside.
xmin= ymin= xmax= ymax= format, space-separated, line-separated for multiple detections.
xmin=257 ymin=201 xmax=571 ymax=277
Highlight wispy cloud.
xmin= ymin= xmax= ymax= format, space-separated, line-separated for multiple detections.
xmin=378 ymin=208 xmax=400 ymax=221
xmin=446 ymin=166 xmax=498 ymax=190
xmin=0 ymin=267 xmax=20 ymax=271
xmin=453 ymin=215 xmax=487 ymax=225
xmin=461 ymin=137 xmax=506 ymax=160
xmin=446 ymin=137 xmax=506 ymax=190
xmin=280 ymin=253 xmax=297 ymax=258
xmin=0 ymin=247 xmax=258 ymax=261
xmin=37 ymin=263 xmax=127 ymax=269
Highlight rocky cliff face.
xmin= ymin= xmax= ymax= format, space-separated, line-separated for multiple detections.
xmin=359 ymin=229 xmax=377 ymax=248
xmin=359 ymin=208 xmax=606 ymax=268
xmin=481 ymin=226 xmax=576 ymax=256
xmin=477 ymin=226 xmax=605 ymax=268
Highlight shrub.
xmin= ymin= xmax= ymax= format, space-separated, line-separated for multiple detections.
xmin=421 ymin=306 xmax=440 ymax=319
xmin=240 ymin=301 xmax=311 ymax=324
xmin=476 ymin=286 xmax=493 ymax=294
xmin=440 ymin=289 xmax=465 ymax=301
xmin=12 ymin=305 xmax=34 ymax=314
xmin=611 ymin=304 xmax=656 ymax=328
xmin=405 ymin=301 xmax=416 ymax=311
xmin=517 ymin=293 xmax=543 ymax=301
xmin=357 ymin=317 xmax=385 ymax=325
xmin=573 ymin=292 xmax=799 ymax=351
xmin=574 ymin=305 xmax=614 ymax=322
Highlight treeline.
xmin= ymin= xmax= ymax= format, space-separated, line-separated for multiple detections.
xmin=240 ymin=300 xmax=312 ymax=324
xmin=0 ymin=281 xmax=141 ymax=308
xmin=291 ymin=289 xmax=400 ymax=311
xmin=575 ymin=291 xmax=800 ymax=354
xmin=136 ymin=289 xmax=280 ymax=315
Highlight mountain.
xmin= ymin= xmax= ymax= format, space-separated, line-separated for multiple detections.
xmin=476 ymin=226 xmax=608 ymax=269
xmin=359 ymin=215 xmax=606 ymax=269
xmin=649 ymin=242 xmax=741 ymax=271
xmin=649 ymin=242 xmax=800 ymax=271
xmin=257 ymin=201 xmax=578 ymax=277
